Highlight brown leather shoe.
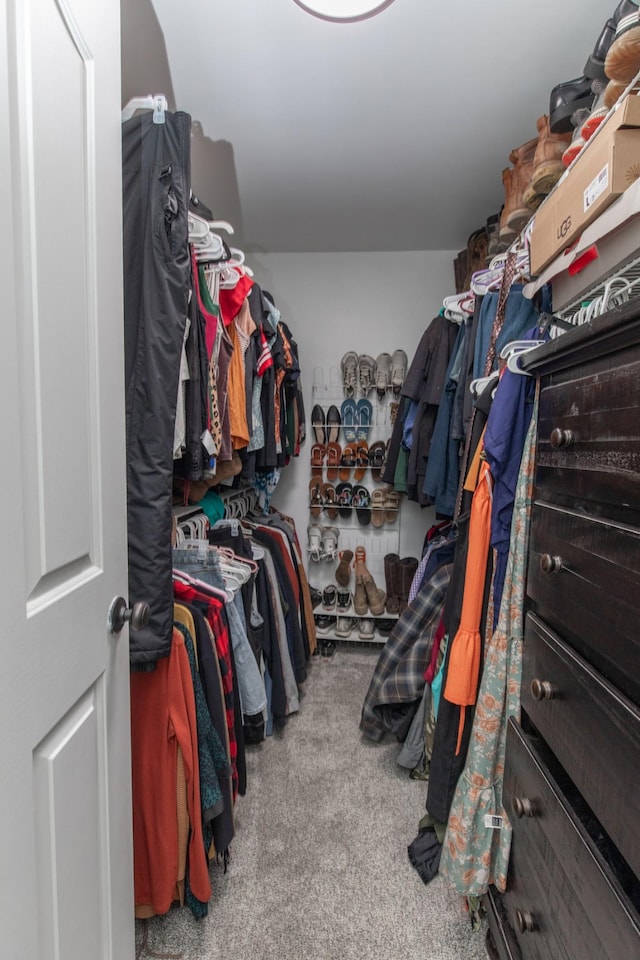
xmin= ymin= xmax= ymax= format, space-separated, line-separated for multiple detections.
xmin=524 ymin=115 xmax=572 ymax=209
xmin=504 ymin=137 xmax=538 ymax=233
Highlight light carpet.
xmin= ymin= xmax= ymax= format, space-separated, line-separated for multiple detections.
xmin=136 ymin=647 xmax=487 ymax=960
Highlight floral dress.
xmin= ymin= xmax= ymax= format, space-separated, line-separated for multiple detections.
xmin=438 ymin=386 xmax=538 ymax=895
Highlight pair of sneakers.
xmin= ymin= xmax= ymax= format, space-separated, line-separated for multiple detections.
xmin=335 ymin=617 xmax=375 ymax=640
xmin=340 ymin=353 xmax=382 ymax=398
xmin=307 ymin=524 xmax=339 ymax=563
xmin=374 ymin=351 xmax=408 ymax=398
xmin=322 ymin=585 xmax=352 ymax=612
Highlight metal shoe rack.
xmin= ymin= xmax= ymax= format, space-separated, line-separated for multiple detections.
xmin=308 ymin=378 xmax=400 ymax=646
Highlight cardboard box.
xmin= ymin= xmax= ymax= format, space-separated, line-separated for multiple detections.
xmin=530 ymin=95 xmax=640 ymax=275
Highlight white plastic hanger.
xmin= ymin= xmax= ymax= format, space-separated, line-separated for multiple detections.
xmin=122 ymin=94 xmax=167 ymax=123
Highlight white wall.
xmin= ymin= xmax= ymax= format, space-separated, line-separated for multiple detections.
xmin=250 ymin=250 xmax=456 ymax=576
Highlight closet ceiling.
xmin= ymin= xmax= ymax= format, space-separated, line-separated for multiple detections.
xmin=146 ymin=0 xmax=607 ymax=253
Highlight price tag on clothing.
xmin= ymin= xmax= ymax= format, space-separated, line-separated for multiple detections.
xmin=484 ymin=815 xmax=504 ymax=830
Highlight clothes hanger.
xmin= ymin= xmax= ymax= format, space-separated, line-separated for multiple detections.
xmin=121 ymin=94 xmax=167 ymax=123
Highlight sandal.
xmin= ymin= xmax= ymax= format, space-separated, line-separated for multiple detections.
xmin=352 ymin=484 xmax=371 ymax=526
xmin=368 ymin=440 xmax=386 ymax=482
xmin=307 ymin=523 xmax=324 ymax=562
xmin=309 ymin=479 xmax=324 ymax=519
xmin=326 ymin=404 xmax=342 ymax=444
xmin=356 ymin=399 xmax=373 ymax=441
xmin=340 ymin=443 xmax=357 ymax=482
xmin=321 ymin=526 xmax=340 ymax=562
xmin=370 ymin=488 xmax=386 ymax=528
xmin=341 ymin=398 xmax=358 ymax=445
xmin=310 ymin=443 xmax=326 ymax=477
xmin=335 ymin=482 xmax=353 ymax=520
xmin=311 ymin=404 xmax=326 ymax=445
xmin=326 ymin=441 xmax=341 ymax=482
xmin=384 ymin=487 xmax=400 ymax=523
xmin=354 ymin=442 xmax=369 ymax=482
xmin=321 ymin=482 xmax=338 ymax=521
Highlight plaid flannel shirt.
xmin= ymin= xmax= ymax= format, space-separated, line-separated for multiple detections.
xmin=360 ymin=562 xmax=453 ymax=742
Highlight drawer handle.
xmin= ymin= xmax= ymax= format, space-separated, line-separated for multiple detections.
xmin=531 ymin=678 xmax=555 ymax=701
xmin=539 ymin=553 xmax=563 ymax=574
xmin=549 ymin=427 xmax=574 ymax=449
xmin=515 ymin=908 xmax=536 ymax=934
xmin=512 ymin=797 xmax=535 ymax=819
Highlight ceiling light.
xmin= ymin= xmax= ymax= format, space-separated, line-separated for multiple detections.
xmin=292 ymin=0 xmax=397 ymax=23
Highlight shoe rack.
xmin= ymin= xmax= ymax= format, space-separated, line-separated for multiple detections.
xmin=308 ymin=374 xmax=401 ymax=646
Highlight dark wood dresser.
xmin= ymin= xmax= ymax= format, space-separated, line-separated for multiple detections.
xmin=485 ymin=300 xmax=640 ymax=960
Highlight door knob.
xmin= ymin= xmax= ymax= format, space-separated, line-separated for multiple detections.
xmin=108 ymin=597 xmax=150 ymax=634
xmin=549 ymin=427 xmax=574 ymax=449
xmin=539 ymin=553 xmax=563 ymax=574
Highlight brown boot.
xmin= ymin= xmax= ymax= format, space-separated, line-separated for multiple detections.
xmin=384 ymin=553 xmax=401 ymax=615
xmin=525 ymin=115 xmax=572 ymax=209
xmin=498 ymin=169 xmax=517 ymax=244
xmin=398 ymin=556 xmax=419 ymax=613
xmin=363 ymin=569 xmax=386 ymax=617
xmin=353 ymin=574 xmax=368 ymax=615
xmin=504 ymin=137 xmax=537 ymax=233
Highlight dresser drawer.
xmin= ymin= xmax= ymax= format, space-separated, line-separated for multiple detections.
xmin=536 ymin=349 xmax=640 ymax=521
xmin=521 ymin=613 xmax=640 ymax=881
xmin=528 ymin=501 xmax=640 ymax=705
xmin=504 ymin=718 xmax=640 ymax=960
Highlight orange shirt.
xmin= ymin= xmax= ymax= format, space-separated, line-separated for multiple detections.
xmin=130 ymin=628 xmax=211 ymax=913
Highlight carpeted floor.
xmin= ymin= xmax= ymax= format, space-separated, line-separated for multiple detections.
xmin=136 ymin=647 xmax=488 ymax=960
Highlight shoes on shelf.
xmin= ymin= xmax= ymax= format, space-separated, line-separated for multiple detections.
xmin=311 ymin=404 xmax=326 ymax=445
xmin=335 ymin=617 xmax=355 ymax=639
xmin=321 ymin=481 xmax=338 ymax=521
xmin=315 ymin=615 xmax=336 ymax=635
xmin=368 ymin=440 xmax=387 ymax=482
xmin=352 ymin=484 xmax=372 ymax=526
xmin=398 ymin=556 xmax=419 ymax=613
xmin=309 ymin=478 xmax=323 ymax=518
xmin=335 ymin=481 xmax=353 ymax=520
xmin=605 ymin=2 xmax=640 ymax=83
xmin=377 ymin=618 xmax=396 ymax=636
xmin=584 ymin=13 xmax=618 ymax=81
xmin=322 ymin=584 xmax=337 ymax=611
xmin=307 ymin=522 xmax=324 ymax=562
xmin=356 ymin=398 xmax=373 ymax=441
xmin=363 ymin=573 xmax=386 ymax=617
xmin=371 ymin=488 xmax=386 ymax=528
xmin=375 ymin=353 xmax=392 ymax=399
xmin=384 ymin=553 xmax=401 ymax=615
xmin=340 ymin=351 xmax=359 ymax=398
xmin=321 ymin=525 xmax=340 ymax=562
xmin=390 ymin=349 xmax=408 ymax=394
xmin=358 ymin=354 xmax=376 ymax=396
xmin=549 ymin=76 xmax=596 ymax=134
xmin=326 ymin=404 xmax=342 ymax=444
xmin=503 ymin=137 xmax=538 ymax=234
xmin=524 ymin=114 xmax=571 ymax=211
xmin=310 ymin=443 xmax=325 ymax=477
xmin=358 ymin=618 xmax=376 ymax=640
xmin=336 ymin=587 xmax=352 ymax=612
xmin=335 ymin=549 xmax=354 ymax=586
xmin=340 ymin=397 xmax=358 ymax=445
xmin=309 ymin=585 xmax=323 ymax=609
xmin=354 ymin=574 xmax=368 ymax=616
xmin=326 ymin=441 xmax=341 ymax=482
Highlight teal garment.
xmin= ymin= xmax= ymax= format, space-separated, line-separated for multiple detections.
xmin=439 ymin=388 xmax=538 ymax=896
xmin=199 ymin=489 xmax=225 ymax=524
xmin=430 ymin=635 xmax=448 ymax=718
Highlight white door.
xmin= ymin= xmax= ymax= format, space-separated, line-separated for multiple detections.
xmin=0 ymin=0 xmax=135 ymax=957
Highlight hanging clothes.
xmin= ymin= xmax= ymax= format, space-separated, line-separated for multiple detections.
xmin=439 ymin=389 xmax=538 ymax=896
xmin=122 ymin=109 xmax=192 ymax=667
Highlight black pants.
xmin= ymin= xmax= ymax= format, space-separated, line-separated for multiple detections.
xmin=122 ymin=110 xmax=192 ymax=667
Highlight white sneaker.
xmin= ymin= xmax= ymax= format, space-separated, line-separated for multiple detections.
xmin=335 ymin=617 xmax=354 ymax=638
xmin=358 ymin=618 xmax=376 ymax=640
